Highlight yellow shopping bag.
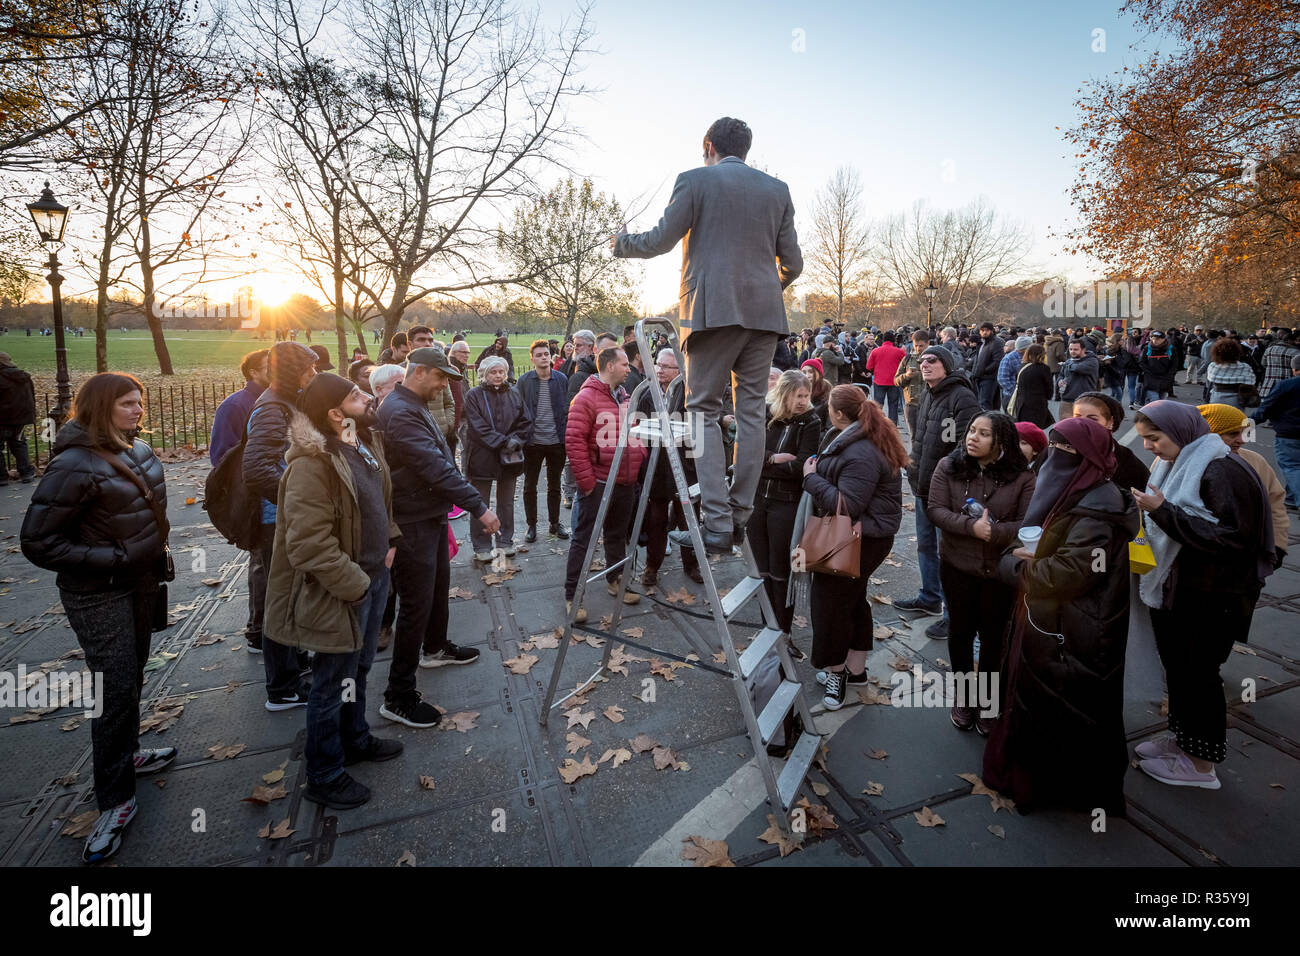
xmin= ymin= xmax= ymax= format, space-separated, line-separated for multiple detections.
xmin=1129 ymin=514 xmax=1157 ymax=575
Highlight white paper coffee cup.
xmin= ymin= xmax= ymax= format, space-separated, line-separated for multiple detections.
xmin=1018 ymin=525 xmax=1043 ymax=555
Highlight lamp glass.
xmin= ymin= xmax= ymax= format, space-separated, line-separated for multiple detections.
xmin=27 ymin=185 xmax=69 ymax=244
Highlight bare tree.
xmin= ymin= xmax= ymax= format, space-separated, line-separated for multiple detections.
xmin=332 ymin=0 xmax=597 ymax=344
xmin=808 ymin=167 xmax=873 ymax=325
xmin=496 ymin=177 xmax=636 ymax=343
xmin=873 ymin=198 xmax=1030 ymax=325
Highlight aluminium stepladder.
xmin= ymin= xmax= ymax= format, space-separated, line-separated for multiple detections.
xmin=538 ymin=318 xmax=823 ymax=830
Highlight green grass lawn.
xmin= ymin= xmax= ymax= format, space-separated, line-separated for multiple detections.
xmin=0 ymin=329 xmax=513 ymax=377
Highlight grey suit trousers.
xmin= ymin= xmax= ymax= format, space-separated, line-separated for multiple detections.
xmin=683 ymin=327 xmax=780 ymax=533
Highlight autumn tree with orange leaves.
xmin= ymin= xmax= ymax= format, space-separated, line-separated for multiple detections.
xmin=1066 ymin=0 xmax=1299 ymax=326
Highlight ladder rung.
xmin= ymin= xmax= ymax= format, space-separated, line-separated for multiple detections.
xmin=585 ymin=555 xmax=629 ymax=584
xmin=721 ymin=576 xmax=762 ymax=619
xmin=757 ymin=680 xmax=801 ymax=744
xmin=739 ymin=628 xmax=783 ymax=680
xmin=776 ymin=732 xmax=821 ymax=810
xmin=630 ymin=419 xmax=693 ymax=441
xmin=686 ymin=483 xmax=699 ymax=500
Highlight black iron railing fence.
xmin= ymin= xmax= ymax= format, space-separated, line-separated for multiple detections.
xmin=2 ymin=367 xmax=487 ymax=473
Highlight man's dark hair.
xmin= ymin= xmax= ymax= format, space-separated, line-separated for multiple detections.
xmin=408 ymin=325 xmax=433 ymax=341
xmin=595 ymin=331 xmax=619 ymax=349
xmin=390 ymin=331 xmax=408 ymax=350
xmin=881 ymin=331 xmax=895 ymax=345
xmin=704 ymin=117 xmax=752 ymax=161
xmin=596 ymin=346 xmax=624 ymax=372
xmin=912 ymin=329 xmax=930 ymax=344
xmin=452 ymin=331 xmax=466 ymax=342
xmin=1068 ymin=336 xmax=1087 ymax=349
xmin=240 ymin=348 xmax=270 ymax=381
xmin=979 ymin=321 xmax=995 ymax=333
xmin=1210 ymin=337 xmax=1242 ymax=364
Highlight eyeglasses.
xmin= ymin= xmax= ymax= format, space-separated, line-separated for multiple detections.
xmin=919 ymin=356 xmax=941 ymax=365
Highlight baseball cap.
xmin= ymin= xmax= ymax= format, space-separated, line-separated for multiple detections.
xmin=406 ymin=346 xmax=462 ymax=379
xmin=309 ymin=345 xmax=334 ymax=370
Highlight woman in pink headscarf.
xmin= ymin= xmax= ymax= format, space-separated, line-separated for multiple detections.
xmin=800 ymin=358 xmax=831 ymax=429
xmin=983 ymin=416 xmax=1139 ymax=816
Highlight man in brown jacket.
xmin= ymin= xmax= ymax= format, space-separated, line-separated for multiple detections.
xmin=265 ymin=373 xmax=403 ymax=810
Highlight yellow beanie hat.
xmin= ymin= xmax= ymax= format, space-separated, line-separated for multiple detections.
xmin=1197 ymin=403 xmax=1250 ymax=435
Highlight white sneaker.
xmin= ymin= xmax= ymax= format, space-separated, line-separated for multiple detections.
xmin=82 ymin=797 xmax=137 ymax=863
xmin=1139 ymin=752 xmax=1221 ymax=790
xmin=1134 ymin=733 xmax=1180 ymax=760
xmin=133 ymin=747 xmax=177 ymax=775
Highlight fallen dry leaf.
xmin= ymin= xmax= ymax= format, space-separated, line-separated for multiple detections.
xmin=503 ymin=653 xmax=539 ymax=675
xmin=396 ymin=849 xmax=416 ymax=866
xmin=201 ymin=578 xmax=223 ymax=587
xmin=442 ymin=711 xmax=479 ymax=733
xmin=889 ymin=656 xmax=912 ymax=672
xmin=867 ymin=748 xmax=888 ymax=760
xmin=603 ymin=704 xmax=626 ymax=724
xmin=243 ymin=783 xmax=288 ymax=805
xmin=61 ymin=810 xmax=99 ymax=838
xmin=651 ymin=745 xmax=684 ymax=771
xmin=599 ymin=748 xmax=632 ymax=768
xmin=712 ymin=651 xmax=727 ymax=664
xmin=193 ymin=632 xmax=224 ymax=646
xmin=629 ymin=733 xmax=658 ymax=753
xmin=869 ymin=576 xmax=887 ymax=585
xmin=872 ymin=624 xmax=894 ymax=640
xmin=757 ymin=814 xmax=804 ymax=857
xmin=448 ymin=587 xmax=474 ymax=601
xmin=564 ymin=707 xmax=596 ymax=730
xmin=680 ymin=834 xmax=734 ymax=867
xmin=936 ymin=657 xmax=949 ymax=668
xmin=530 ymin=629 xmax=561 ymax=649
xmin=207 ymin=742 xmax=246 ymax=760
xmin=792 ymin=615 xmax=809 ymax=628
xmin=914 ymin=806 xmax=945 ymax=828
xmin=621 ymin=626 xmax=644 ymax=639
xmin=648 ymin=658 xmax=678 ymax=682
xmin=795 ymin=797 xmax=838 ymax=837
xmin=262 ymin=764 xmax=286 ymax=785
xmin=259 ymin=817 xmax=295 ymax=840
xmin=988 ymin=824 xmax=1006 ymax=839
xmin=1270 ymin=783 xmax=1286 ymax=790
xmin=418 ymin=775 xmax=436 ymax=791
xmin=811 ymin=781 xmax=830 ymax=797
xmin=565 ymin=731 xmax=591 ymax=755
xmin=857 ymin=687 xmax=892 ymax=707
xmin=60 ymin=717 xmax=82 ymax=732
xmin=662 ymin=586 xmax=697 ymax=605
xmin=871 ymin=593 xmax=893 ymax=605
xmin=558 ymin=755 xmax=598 ymax=784
xmin=1231 ymin=645 xmax=1258 ymax=657
xmin=862 ymin=781 xmax=884 ymax=797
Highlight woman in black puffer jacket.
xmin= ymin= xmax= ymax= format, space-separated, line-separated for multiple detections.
xmin=802 ymin=385 xmax=907 ymax=710
xmin=463 ymin=356 xmax=532 ymax=561
xmin=21 ymin=373 xmax=171 ymax=864
xmin=927 ymin=411 xmax=1035 ymax=736
xmin=750 ymin=370 xmax=821 ymax=657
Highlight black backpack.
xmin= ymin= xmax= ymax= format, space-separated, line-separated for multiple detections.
xmin=203 ymin=405 xmax=272 ymax=550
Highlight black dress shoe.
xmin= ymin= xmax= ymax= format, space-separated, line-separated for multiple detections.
xmin=550 ymin=523 xmax=570 ymax=540
xmin=524 ymin=525 xmax=537 ymax=543
xmin=669 ymin=527 xmax=732 ymax=555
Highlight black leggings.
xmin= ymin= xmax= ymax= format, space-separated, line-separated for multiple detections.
xmin=939 ymin=561 xmax=1013 ymax=679
xmin=810 ymin=536 xmax=893 ymax=669
xmin=1150 ymin=589 xmax=1256 ymax=764
xmin=749 ymin=496 xmax=798 ymax=632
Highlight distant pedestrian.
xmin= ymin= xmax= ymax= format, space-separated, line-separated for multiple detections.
xmin=0 ymin=352 xmax=37 ymax=483
xmin=209 ymin=349 xmax=269 ymax=466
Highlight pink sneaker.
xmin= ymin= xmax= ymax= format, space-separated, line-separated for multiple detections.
xmin=448 ymin=506 xmax=466 ymax=520
xmin=1134 ymin=733 xmax=1180 ymax=760
xmin=1139 ymin=752 xmax=1221 ymax=790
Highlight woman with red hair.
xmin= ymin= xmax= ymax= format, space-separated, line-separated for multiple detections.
xmin=799 ymin=386 xmax=907 ymax=710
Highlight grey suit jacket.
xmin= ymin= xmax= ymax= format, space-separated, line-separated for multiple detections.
xmin=614 ymin=156 xmax=802 ymax=336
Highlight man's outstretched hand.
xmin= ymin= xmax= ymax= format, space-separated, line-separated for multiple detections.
xmin=608 ymin=223 xmax=628 ymax=251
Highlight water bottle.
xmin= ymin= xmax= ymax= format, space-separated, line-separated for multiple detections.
xmin=962 ymin=498 xmax=986 ymax=519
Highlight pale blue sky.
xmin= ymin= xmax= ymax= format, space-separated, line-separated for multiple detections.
xmin=558 ymin=0 xmax=1156 ymax=312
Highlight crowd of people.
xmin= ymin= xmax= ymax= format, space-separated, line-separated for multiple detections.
xmin=11 ymin=312 xmax=1300 ymax=861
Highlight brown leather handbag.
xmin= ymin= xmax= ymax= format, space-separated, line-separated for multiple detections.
xmin=796 ymin=493 xmax=862 ymax=578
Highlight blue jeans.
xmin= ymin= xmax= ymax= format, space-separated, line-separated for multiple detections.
xmin=977 ymin=377 xmax=999 ymax=411
xmin=913 ymin=495 xmax=945 ymax=612
xmin=873 ymin=384 xmax=902 ymax=424
xmin=1125 ymin=372 xmax=1140 ymax=404
xmin=1108 ymin=383 xmax=1124 ymax=401
xmin=1274 ymin=437 xmax=1300 ymax=508
xmin=306 ymin=569 xmax=389 ymax=786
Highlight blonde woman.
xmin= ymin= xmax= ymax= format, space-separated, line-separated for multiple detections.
xmin=751 ymin=370 xmax=822 ymax=658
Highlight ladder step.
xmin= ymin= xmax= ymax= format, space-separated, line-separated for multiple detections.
xmin=721 ymin=576 xmax=762 ymax=619
xmin=630 ymin=418 xmax=693 ymax=441
xmin=738 ymin=628 xmax=784 ymax=680
xmin=757 ymin=680 xmax=801 ymax=744
xmin=687 ymin=483 xmax=699 ymax=500
xmin=776 ymin=732 xmax=821 ymax=811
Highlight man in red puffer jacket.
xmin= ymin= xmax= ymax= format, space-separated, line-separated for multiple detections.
xmin=563 ymin=346 xmax=647 ymax=620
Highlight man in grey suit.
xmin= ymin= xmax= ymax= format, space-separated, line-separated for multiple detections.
xmin=611 ymin=117 xmax=802 ymax=553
